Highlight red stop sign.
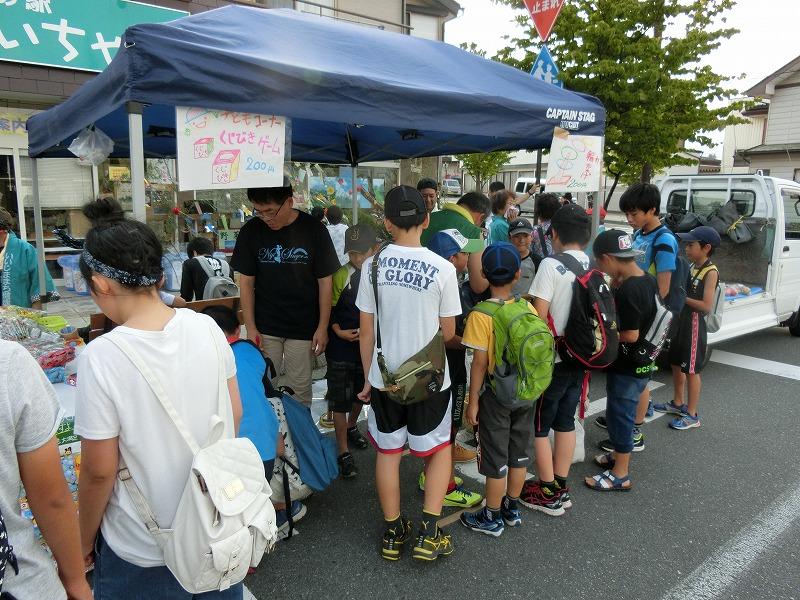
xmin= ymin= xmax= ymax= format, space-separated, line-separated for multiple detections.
xmin=523 ymin=0 xmax=566 ymax=42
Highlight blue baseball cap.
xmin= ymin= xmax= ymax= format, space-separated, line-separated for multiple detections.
xmin=427 ymin=228 xmax=484 ymax=259
xmin=677 ymin=225 xmax=721 ymax=248
xmin=481 ymin=242 xmax=521 ymax=283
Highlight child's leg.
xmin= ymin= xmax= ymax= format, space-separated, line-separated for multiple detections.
xmin=333 ymin=411 xmax=349 ymax=455
xmin=634 ymin=385 xmax=650 ymax=423
xmin=553 ymin=430 xmax=576 ymax=479
xmin=375 ymin=451 xmax=403 ymax=519
xmin=686 ymin=373 xmax=701 ymax=416
xmin=605 ymin=373 xmax=645 ymax=479
xmin=422 ymin=446 xmax=452 ymax=514
xmin=551 ymin=373 xmax=581 ymax=481
xmin=347 ymin=406 xmax=361 ymax=429
xmin=672 ymin=365 xmax=686 ymax=406
xmin=485 ymin=475 xmax=506 ymax=510
xmin=533 ymin=437 xmax=554 ymax=482
xmin=611 ymin=451 xmax=631 ymax=480
xmin=507 ymin=467 xmax=527 ymax=499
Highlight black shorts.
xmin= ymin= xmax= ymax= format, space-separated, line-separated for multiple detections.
xmin=447 ymin=349 xmax=467 ymax=441
xmin=326 ymin=360 xmax=365 ymax=414
xmin=534 ymin=362 xmax=584 ymax=437
xmin=367 ymin=388 xmax=452 ymax=457
xmin=669 ymin=310 xmax=707 ymax=374
xmin=477 ymin=388 xmax=535 ymax=479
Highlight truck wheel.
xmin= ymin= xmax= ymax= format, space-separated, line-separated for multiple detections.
xmin=701 ymin=347 xmax=714 ymax=370
xmin=789 ymin=312 xmax=800 ymax=337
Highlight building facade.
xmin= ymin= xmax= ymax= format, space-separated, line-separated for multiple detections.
xmin=0 ymin=0 xmax=460 ymax=241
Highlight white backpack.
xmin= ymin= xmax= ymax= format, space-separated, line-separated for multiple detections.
xmin=197 ymin=256 xmax=239 ymax=300
xmin=106 ymin=329 xmax=277 ymax=594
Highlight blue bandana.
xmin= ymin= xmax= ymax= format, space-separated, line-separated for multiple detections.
xmin=81 ymin=250 xmax=161 ymax=287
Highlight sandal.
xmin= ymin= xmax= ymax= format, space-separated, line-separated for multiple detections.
xmin=594 ymin=452 xmax=615 ymax=469
xmin=584 ymin=470 xmax=632 ymax=491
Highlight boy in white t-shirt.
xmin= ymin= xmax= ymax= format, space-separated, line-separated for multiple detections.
xmin=521 ymin=204 xmax=592 ymax=516
xmin=356 ymin=186 xmax=461 ymax=563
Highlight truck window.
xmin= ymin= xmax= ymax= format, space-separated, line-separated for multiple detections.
xmin=667 ymin=189 xmax=755 ymax=217
xmin=782 ymin=189 xmax=800 ymax=240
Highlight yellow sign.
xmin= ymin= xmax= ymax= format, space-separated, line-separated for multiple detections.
xmin=0 ymin=110 xmax=32 ymax=136
xmin=108 ymin=166 xmax=131 ymax=181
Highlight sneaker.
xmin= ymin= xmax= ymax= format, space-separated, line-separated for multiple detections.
xmin=519 ymin=481 xmax=565 ymax=516
xmin=556 ymin=487 xmax=573 ymax=510
xmin=460 ymin=507 xmax=505 ymax=537
xmin=632 ymin=428 xmax=645 ymax=452
xmin=347 ymin=427 xmax=369 ymax=450
xmin=338 ymin=452 xmax=357 ymax=479
xmin=595 ymin=415 xmax=607 ymax=429
xmin=418 ymin=472 xmax=463 ymax=491
xmin=670 ymin=413 xmax=700 ymax=430
xmin=317 ymin=411 xmax=334 ymax=429
xmin=501 ymin=496 xmax=522 ymax=527
xmin=381 ymin=517 xmax=412 ymax=561
xmin=646 ymin=400 xmax=654 ymax=418
xmin=443 ymin=486 xmax=483 ymax=508
xmin=275 ymin=500 xmax=307 ymax=531
xmin=412 ymin=528 xmax=454 ymax=561
xmin=653 ymin=401 xmax=688 ymax=415
xmin=452 ymin=444 xmax=477 ymax=463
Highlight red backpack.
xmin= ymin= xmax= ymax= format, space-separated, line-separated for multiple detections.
xmin=551 ymin=253 xmax=619 ymax=369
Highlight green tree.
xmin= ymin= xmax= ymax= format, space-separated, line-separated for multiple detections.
xmin=456 ymin=150 xmax=514 ymax=192
xmin=493 ymin=0 xmax=748 ymax=204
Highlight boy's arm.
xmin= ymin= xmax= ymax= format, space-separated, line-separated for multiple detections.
xmin=533 ymin=297 xmax=550 ymax=323
xmin=440 ymin=315 xmax=456 ymax=343
xmin=313 ymin=275 xmax=333 ymax=355
xmin=467 ymin=349 xmax=488 ymax=426
xmin=239 ymin=274 xmax=259 ymax=344
xmin=467 ymin=250 xmax=489 ymax=294
xmin=619 ymin=329 xmax=640 ymax=343
xmin=357 ymin=310 xmax=375 ymax=402
xmin=685 ymin=269 xmax=719 ymax=314
xmin=656 ymin=271 xmax=672 ymax=301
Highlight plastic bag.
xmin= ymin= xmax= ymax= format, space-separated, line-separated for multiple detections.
xmin=68 ymin=126 xmax=114 ymax=166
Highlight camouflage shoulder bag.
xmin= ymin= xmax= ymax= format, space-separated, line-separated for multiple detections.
xmin=371 ymin=248 xmax=446 ymax=405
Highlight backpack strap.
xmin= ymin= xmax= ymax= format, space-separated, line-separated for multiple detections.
xmin=196 ymin=255 xmax=223 ymax=279
xmin=552 ymin=252 xmax=587 ymax=278
xmin=370 ymin=244 xmax=396 ymax=388
xmin=536 ymin=226 xmax=549 ymax=258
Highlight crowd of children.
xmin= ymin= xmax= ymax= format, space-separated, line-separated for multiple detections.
xmin=0 ymin=179 xmax=724 ymax=599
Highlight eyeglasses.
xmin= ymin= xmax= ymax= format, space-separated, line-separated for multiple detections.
xmin=252 ymin=199 xmax=287 ymax=221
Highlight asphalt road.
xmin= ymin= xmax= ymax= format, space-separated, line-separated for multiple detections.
xmin=246 ymin=326 xmax=800 ymax=600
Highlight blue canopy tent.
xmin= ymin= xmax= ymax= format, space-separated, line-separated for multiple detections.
xmin=25 ymin=5 xmax=605 ymax=293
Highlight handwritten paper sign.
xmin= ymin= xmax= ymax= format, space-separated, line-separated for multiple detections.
xmin=176 ymin=107 xmax=286 ymax=192
xmin=544 ymin=128 xmax=603 ymax=192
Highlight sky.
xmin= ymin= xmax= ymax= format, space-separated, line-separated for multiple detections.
xmin=445 ymin=0 xmax=800 ymax=154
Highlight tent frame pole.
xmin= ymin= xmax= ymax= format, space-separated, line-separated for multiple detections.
xmin=127 ymin=101 xmax=146 ymax=223
xmin=351 ymin=164 xmax=358 ymax=225
xmin=591 ymin=135 xmax=605 ymax=240
xmin=30 ymin=158 xmax=48 ymax=309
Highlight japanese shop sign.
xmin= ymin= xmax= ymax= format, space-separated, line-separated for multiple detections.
xmin=0 ymin=109 xmax=32 ymax=136
xmin=176 ymin=107 xmax=286 ymax=192
xmin=523 ymin=0 xmax=565 ymax=42
xmin=0 ymin=0 xmax=187 ymax=72
xmin=544 ymin=128 xmax=602 ymax=192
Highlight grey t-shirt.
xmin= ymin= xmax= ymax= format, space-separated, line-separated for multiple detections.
xmin=0 ymin=340 xmax=66 ymax=600
xmin=512 ymin=254 xmax=536 ymax=298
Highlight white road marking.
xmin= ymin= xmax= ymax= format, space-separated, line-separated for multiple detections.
xmin=659 ymin=480 xmax=800 ymax=600
xmin=711 ymin=350 xmax=800 ymax=381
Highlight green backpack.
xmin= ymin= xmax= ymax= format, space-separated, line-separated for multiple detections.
xmin=474 ymin=297 xmax=555 ymax=406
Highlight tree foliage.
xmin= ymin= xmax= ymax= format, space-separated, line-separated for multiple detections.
xmin=456 ymin=151 xmax=514 ymax=192
xmin=493 ymin=0 xmax=749 ymax=189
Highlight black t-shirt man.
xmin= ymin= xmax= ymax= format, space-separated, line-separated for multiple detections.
xmin=232 ymin=208 xmax=340 ymax=340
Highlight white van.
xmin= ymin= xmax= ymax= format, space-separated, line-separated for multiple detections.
xmin=659 ymin=174 xmax=800 ymax=351
xmin=441 ymin=179 xmax=462 ymax=197
xmin=514 ymin=177 xmax=540 ymax=214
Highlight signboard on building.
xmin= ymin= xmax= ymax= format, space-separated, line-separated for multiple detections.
xmin=544 ymin=127 xmax=602 ymax=192
xmin=0 ymin=109 xmax=31 ymax=136
xmin=176 ymin=107 xmax=286 ymax=192
xmin=0 ymin=0 xmax=187 ymax=72
xmin=523 ymin=0 xmax=565 ymax=42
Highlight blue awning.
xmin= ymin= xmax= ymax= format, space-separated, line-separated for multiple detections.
xmin=27 ymin=5 xmax=605 ymax=162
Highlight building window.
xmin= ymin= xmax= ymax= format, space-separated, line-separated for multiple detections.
xmin=409 ymin=12 xmax=438 ymax=40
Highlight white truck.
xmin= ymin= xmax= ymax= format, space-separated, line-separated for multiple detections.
xmin=659 ymin=174 xmax=800 ymax=353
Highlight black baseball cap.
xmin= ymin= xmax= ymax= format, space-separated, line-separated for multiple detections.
xmin=508 ymin=217 xmax=534 ymax=236
xmin=677 ymin=225 xmax=721 ymax=248
xmin=593 ymin=229 xmax=645 ymax=258
xmin=384 ymin=185 xmax=427 ymax=218
xmin=344 ymin=223 xmax=382 ymax=253
xmin=551 ymin=202 xmax=590 ymax=229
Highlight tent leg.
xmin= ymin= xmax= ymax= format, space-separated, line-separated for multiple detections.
xmin=127 ymin=102 xmax=146 ymax=223
xmin=351 ymin=165 xmax=358 ymax=225
xmin=591 ymin=135 xmax=605 ymax=240
xmin=30 ymin=159 xmax=48 ymax=310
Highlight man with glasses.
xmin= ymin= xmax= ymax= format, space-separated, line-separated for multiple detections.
xmin=232 ymin=182 xmax=340 ymax=406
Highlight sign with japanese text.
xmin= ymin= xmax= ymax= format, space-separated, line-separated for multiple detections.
xmin=176 ymin=107 xmax=286 ymax=192
xmin=530 ymin=45 xmax=562 ymax=88
xmin=544 ymin=128 xmax=602 ymax=192
xmin=0 ymin=109 xmax=32 ymax=136
xmin=0 ymin=0 xmax=187 ymax=72
xmin=523 ymin=0 xmax=565 ymax=42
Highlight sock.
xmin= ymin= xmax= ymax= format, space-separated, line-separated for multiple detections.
xmin=420 ymin=510 xmax=440 ymax=537
xmin=539 ymin=480 xmax=556 ymax=496
xmin=504 ymin=496 xmax=519 ymax=511
xmin=385 ymin=514 xmax=402 ymax=535
xmin=554 ymin=475 xmax=567 ymax=490
xmin=446 ymin=480 xmax=457 ymax=493
xmin=486 ymin=506 xmax=501 ymax=520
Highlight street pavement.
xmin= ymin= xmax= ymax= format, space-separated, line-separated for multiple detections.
xmin=246 ymin=326 xmax=800 ymax=600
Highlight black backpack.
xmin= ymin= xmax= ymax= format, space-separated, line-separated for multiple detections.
xmin=641 ymin=226 xmax=690 ymax=314
xmin=0 ymin=507 xmax=19 ymax=599
xmin=552 ymin=253 xmax=619 ymax=369
xmin=531 ymin=224 xmax=552 ymax=270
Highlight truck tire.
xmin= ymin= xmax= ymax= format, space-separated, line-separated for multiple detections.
xmin=789 ymin=312 xmax=800 ymax=337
